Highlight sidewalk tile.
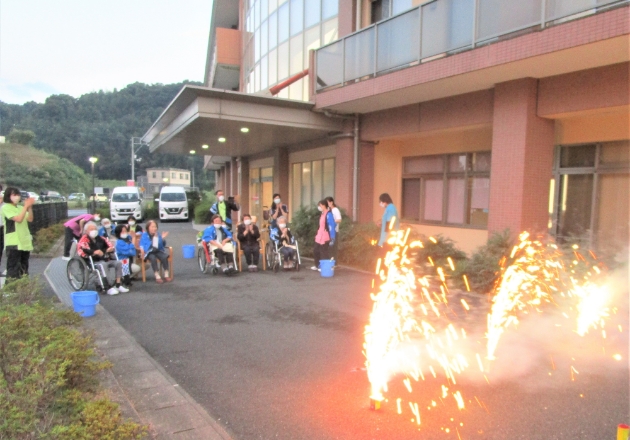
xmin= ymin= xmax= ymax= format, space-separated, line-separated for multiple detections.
xmin=117 ymin=369 xmax=173 ymax=390
xmin=139 ymin=403 xmax=208 ymax=434
xmin=124 ymin=384 xmax=189 ymax=413
xmin=111 ymin=356 xmax=156 ymax=375
xmin=168 ymin=426 xmax=228 ymax=440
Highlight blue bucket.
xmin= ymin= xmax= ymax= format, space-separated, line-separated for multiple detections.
xmin=182 ymin=244 xmax=196 ymax=259
xmin=70 ymin=291 xmax=99 ymax=318
xmin=320 ymin=259 xmax=335 ymax=278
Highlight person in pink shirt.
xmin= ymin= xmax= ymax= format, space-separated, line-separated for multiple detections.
xmin=63 ymin=213 xmax=99 ymax=260
xmin=311 ymin=199 xmax=337 ymax=271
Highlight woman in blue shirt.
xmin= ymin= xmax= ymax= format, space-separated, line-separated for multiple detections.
xmin=139 ymin=220 xmax=170 ymax=283
xmin=114 ymin=224 xmax=137 ymax=288
xmin=377 ymin=193 xmax=399 ymax=247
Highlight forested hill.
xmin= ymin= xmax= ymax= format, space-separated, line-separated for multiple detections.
xmin=0 ymin=81 xmax=212 ymax=187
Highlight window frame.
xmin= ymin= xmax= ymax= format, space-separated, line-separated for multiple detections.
xmin=401 ymin=151 xmax=491 ymax=229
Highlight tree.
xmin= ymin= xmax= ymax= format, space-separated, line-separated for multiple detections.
xmin=8 ymin=128 xmax=36 ymax=145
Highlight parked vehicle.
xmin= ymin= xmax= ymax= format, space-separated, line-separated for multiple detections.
xmin=68 ymin=192 xmax=86 ymax=201
xmin=157 ymin=186 xmax=188 ymax=221
xmin=40 ymin=190 xmax=64 ymax=202
xmin=110 ymin=186 xmax=146 ymax=222
xmin=89 ymin=193 xmax=109 ymax=202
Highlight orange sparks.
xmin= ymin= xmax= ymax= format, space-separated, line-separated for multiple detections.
xmin=463 ymin=275 xmax=471 ymax=292
xmin=461 ymin=299 xmax=470 ymax=311
xmin=550 ymin=355 xmax=556 ymax=370
xmin=613 ymin=354 xmax=622 ymax=361
xmin=447 ymin=257 xmax=455 ymax=271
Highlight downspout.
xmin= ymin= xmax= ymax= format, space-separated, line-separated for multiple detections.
xmin=237 ymin=156 xmax=242 ymax=223
xmin=352 ymin=114 xmax=359 ymax=222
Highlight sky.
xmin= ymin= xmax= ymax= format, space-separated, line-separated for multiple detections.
xmin=0 ymin=0 xmax=213 ymax=105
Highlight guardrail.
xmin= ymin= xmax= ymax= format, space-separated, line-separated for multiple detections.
xmin=31 ymin=202 xmax=68 ymax=234
xmin=315 ymin=0 xmax=627 ymax=91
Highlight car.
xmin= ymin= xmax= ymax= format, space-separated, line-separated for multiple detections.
xmin=40 ymin=190 xmax=65 ymax=202
xmin=68 ymin=193 xmax=86 ymax=201
xmin=89 ymin=193 xmax=109 ymax=202
xmin=27 ymin=192 xmax=41 ymax=202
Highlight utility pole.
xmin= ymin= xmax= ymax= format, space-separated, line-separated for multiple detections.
xmin=131 ymin=137 xmax=147 ymax=182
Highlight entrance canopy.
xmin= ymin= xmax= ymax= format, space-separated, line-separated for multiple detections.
xmin=142 ymin=86 xmax=344 ymax=157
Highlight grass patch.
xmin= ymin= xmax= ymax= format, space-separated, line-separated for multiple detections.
xmin=32 ymin=222 xmax=65 ymax=254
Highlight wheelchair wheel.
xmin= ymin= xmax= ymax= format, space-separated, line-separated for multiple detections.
xmin=67 ymin=258 xmax=88 ymax=290
xmin=272 ymin=253 xmax=280 ymax=273
xmin=294 ymin=260 xmax=300 ymax=272
xmin=265 ymin=242 xmax=274 ymax=271
xmin=211 ymin=267 xmax=219 ymax=275
xmin=198 ymin=248 xmax=208 ymax=274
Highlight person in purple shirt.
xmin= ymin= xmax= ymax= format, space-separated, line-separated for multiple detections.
xmin=63 ymin=213 xmax=99 ymax=260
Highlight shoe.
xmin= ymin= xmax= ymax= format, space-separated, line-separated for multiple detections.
xmin=107 ymin=287 xmax=120 ymax=295
xmin=62 ymin=256 xmax=71 ymax=261
xmin=156 ymin=278 xmax=164 ymax=284
xmin=311 ymin=266 xmax=318 ymax=271
xmin=117 ymin=285 xmax=130 ymax=293
xmin=252 ymin=266 xmax=258 ymax=272
xmin=164 ymin=277 xmax=172 ymax=282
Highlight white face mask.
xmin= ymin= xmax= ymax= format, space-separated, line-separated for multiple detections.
xmin=120 ymin=233 xmax=128 ymax=240
xmin=274 ymin=198 xmax=281 ymax=204
xmin=218 ymin=195 xmax=225 ymax=202
xmin=88 ymin=230 xmax=98 ymax=238
xmin=128 ymin=221 xmax=135 ymax=226
xmin=94 ymin=216 xmax=101 ymax=222
xmin=317 ymin=206 xmax=323 ymax=212
xmin=244 ymin=219 xmax=252 ymax=226
xmin=102 ymin=223 xmax=111 ymax=229
xmin=11 ymin=195 xmax=21 ymax=204
xmin=278 ymin=224 xmax=286 ymax=229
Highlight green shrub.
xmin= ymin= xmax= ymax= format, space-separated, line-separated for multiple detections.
xmin=144 ymin=202 xmax=159 ymax=220
xmin=413 ymin=234 xmax=467 ymax=275
xmin=0 ymin=277 xmax=146 ymax=439
xmin=186 ymin=190 xmax=202 ymax=221
xmin=290 ymin=206 xmax=321 ymax=257
xmin=454 ymin=229 xmax=513 ymax=293
xmin=32 ymin=222 xmax=65 ymax=254
xmin=338 ymin=222 xmax=382 ymax=271
xmin=95 ymin=205 xmax=111 ymax=219
xmin=194 ymin=199 xmax=213 ymax=224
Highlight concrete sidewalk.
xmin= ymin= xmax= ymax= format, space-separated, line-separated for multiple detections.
xmin=44 ymin=256 xmax=234 ymax=440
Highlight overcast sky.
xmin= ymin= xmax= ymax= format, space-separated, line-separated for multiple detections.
xmin=0 ymin=0 xmax=213 ymax=104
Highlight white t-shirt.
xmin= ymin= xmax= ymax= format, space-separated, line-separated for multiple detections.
xmin=331 ymin=207 xmax=341 ymax=232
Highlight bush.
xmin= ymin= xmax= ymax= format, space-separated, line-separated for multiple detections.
xmin=414 ymin=234 xmax=467 ymax=275
xmin=194 ymin=199 xmax=213 ymax=224
xmin=0 ymin=277 xmax=146 ymax=439
xmin=95 ymin=205 xmax=111 ymax=219
xmin=338 ymin=222 xmax=382 ymax=271
xmin=453 ymin=229 xmax=513 ymax=294
xmin=32 ymin=221 xmax=65 ymax=254
xmin=144 ymin=202 xmax=159 ymax=220
xmin=290 ymin=206 xmax=321 ymax=257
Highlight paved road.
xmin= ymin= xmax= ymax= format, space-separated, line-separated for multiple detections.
xmin=97 ymin=222 xmax=629 ymax=439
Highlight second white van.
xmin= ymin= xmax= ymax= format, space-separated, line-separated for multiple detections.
xmin=158 ymin=186 xmax=188 ymax=221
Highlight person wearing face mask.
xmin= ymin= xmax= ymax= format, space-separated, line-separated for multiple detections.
xmin=114 ymin=224 xmax=138 ymax=289
xmin=1 ymin=187 xmax=35 ymax=281
xmin=236 ymin=214 xmax=261 ymax=272
xmin=202 ymin=214 xmax=237 ymax=274
xmin=98 ymin=218 xmax=112 ymax=238
xmin=209 ymin=190 xmax=239 ymax=231
xmin=126 ymin=215 xmax=143 ymax=237
xmin=62 ymin=212 xmax=100 ymax=260
xmin=139 ymin=220 xmax=171 ymax=283
xmin=270 ymin=216 xmax=297 ymax=269
xmin=311 ymin=200 xmax=337 ymax=271
xmin=268 ymin=194 xmax=288 ymax=230
xmin=77 ymin=221 xmax=128 ymax=295
xmin=377 ymin=193 xmax=399 ymax=247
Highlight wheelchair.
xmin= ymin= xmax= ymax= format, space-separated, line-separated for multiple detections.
xmin=198 ymin=240 xmax=238 ymax=276
xmin=66 ymin=243 xmax=118 ymax=292
xmin=265 ymin=238 xmax=301 ymax=273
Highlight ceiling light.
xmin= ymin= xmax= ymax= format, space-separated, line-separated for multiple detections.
xmin=240 ymin=127 xmax=249 ymax=133
xmin=202 ymin=144 xmax=209 ymax=149
xmin=189 ymin=150 xmax=196 ymax=154
xmin=218 ymin=137 xmax=226 ymax=143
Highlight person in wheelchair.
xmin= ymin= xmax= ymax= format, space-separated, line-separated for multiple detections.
xmin=270 ymin=216 xmax=297 ymax=269
xmin=77 ymin=222 xmax=128 ymax=295
xmin=202 ymin=214 xmax=236 ymax=274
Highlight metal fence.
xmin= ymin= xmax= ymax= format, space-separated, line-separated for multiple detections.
xmin=30 ymin=202 xmax=68 ymax=235
xmin=315 ymin=0 xmax=627 ymax=91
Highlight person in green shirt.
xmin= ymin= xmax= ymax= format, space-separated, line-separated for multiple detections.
xmin=2 ymin=187 xmax=35 ymax=280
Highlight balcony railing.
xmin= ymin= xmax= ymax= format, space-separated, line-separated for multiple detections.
xmin=315 ymin=0 xmax=628 ymax=92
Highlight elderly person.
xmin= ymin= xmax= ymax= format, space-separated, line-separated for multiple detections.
xmin=236 ymin=213 xmax=261 ymax=272
xmin=270 ymin=216 xmax=297 ymax=269
xmin=98 ymin=218 xmax=112 ymax=238
xmin=77 ymin=221 xmax=128 ymax=295
xmin=63 ymin=212 xmax=100 ymax=260
xmin=114 ymin=224 xmax=137 ymax=289
xmin=1 ymin=187 xmax=35 ymax=280
xmin=202 ymin=214 xmax=236 ymax=274
xmin=139 ymin=220 xmax=171 ymax=283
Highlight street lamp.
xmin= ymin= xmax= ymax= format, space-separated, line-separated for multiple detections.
xmin=89 ymin=157 xmax=98 ymax=214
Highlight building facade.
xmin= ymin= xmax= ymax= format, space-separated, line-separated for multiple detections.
xmin=144 ymin=0 xmax=629 ymax=254
xmin=145 ymin=167 xmax=192 ymax=194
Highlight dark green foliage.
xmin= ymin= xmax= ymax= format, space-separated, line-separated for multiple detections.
xmin=7 ymin=128 xmax=36 ymax=145
xmin=186 ymin=191 xmax=201 ymax=221
xmin=144 ymin=202 xmax=159 ymax=220
xmin=32 ymin=222 xmax=65 ymax=254
xmin=194 ymin=200 xmax=213 ymax=224
xmin=414 ymin=234 xmax=467 ymax=274
xmin=95 ymin=206 xmax=111 ymax=219
xmin=289 ymin=206 xmax=322 ymax=257
xmin=0 ymin=277 xmax=146 ymax=439
xmin=454 ymin=229 xmax=513 ymax=293
xmin=337 ymin=222 xmax=382 ymax=271
xmin=0 ymin=82 xmax=215 ymax=191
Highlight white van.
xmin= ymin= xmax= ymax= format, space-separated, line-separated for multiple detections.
xmin=110 ymin=187 xmax=146 ymax=222
xmin=157 ymin=186 xmax=188 ymax=221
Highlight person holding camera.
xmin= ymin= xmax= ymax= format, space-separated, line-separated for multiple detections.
xmin=209 ymin=189 xmax=239 ymax=231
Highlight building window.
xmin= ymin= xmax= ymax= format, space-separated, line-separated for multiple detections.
xmin=401 ymin=152 xmax=491 ymax=227
xmin=152 ymin=171 xmax=156 ymax=178
xmin=551 ymin=141 xmax=629 ymax=251
xmin=291 ymin=158 xmax=335 ymax=213
xmin=171 ymin=172 xmax=175 ymax=179
xmin=185 ymin=173 xmax=189 ymax=180
xmin=249 ymin=167 xmax=274 ymax=222
xmin=161 ymin=172 xmax=165 ymax=178
xmin=180 ymin=173 xmax=183 ymax=179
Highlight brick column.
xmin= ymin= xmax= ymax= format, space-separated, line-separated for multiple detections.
xmin=358 ymin=142 xmax=375 ymax=223
xmin=338 ymin=0 xmax=356 ymax=38
xmin=488 ymin=78 xmax=555 ymax=236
